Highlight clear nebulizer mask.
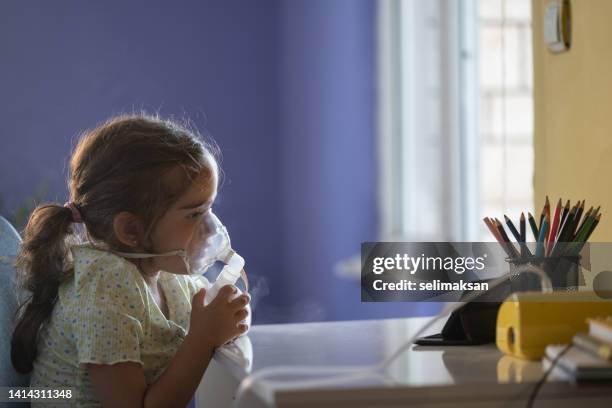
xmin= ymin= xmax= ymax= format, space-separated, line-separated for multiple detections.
xmin=112 ymin=209 xmax=249 ymax=306
xmin=191 ymin=210 xmax=249 ymax=305
xmin=189 ymin=209 xmax=251 ymax=332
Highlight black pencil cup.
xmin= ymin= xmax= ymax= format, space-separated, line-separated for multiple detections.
xmin=506 ymin=255 xmax=582 ymax=291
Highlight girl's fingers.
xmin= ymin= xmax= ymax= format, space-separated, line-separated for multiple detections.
xmin=210 ymin=285 xmax=238 ymax=306
xmin=229 ymin=294 xmax=250 ymax=311
xmin=220 ymin=284 xmax=239 ymax=299
xmin=191 ymin=288 xmax=206 ymax=309
xmin=234 ymin=308 xmax=249 ymax=321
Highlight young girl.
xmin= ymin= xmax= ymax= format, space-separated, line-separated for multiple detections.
xmin=11 ymin=114 xmax=251 ymax=407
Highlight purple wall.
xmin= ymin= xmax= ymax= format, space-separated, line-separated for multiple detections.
xmin=277 ymin=0 xmax=436 ymax=321
xmin=0 ymin=0 xmax=288 ymax=319
xmin=279 ymin=0 xmax=380 ymax=322
xmin=0 ymin=0 xmax=435 ymax=324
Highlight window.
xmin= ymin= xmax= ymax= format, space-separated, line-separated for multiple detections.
xmin=478 ymin=0 xmax=534 ymax=239
xmin=378 ymin=0 xmax=534 ymax=242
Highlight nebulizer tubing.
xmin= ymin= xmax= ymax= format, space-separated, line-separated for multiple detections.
xmin=232 ymin=264 xmax=553 ymax=408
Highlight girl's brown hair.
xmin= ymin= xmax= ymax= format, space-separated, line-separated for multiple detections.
xmin=11 ymin=114 xmax=218 ymax=373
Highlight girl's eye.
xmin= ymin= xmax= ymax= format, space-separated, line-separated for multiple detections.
xmin=188 ymin=210 xmax=205 ymax=219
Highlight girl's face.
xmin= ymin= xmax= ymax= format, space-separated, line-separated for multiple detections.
xmin=146 ymin=166 xmax=218 ymax=274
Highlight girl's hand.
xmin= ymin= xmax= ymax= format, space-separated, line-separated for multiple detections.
xmin=189 ymin=285 xmax=250 ymax=348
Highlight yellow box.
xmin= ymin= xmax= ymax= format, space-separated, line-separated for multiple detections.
xmin=496 ymin=291 xmax=612 ymax=360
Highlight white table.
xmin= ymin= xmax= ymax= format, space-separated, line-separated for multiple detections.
xmin=195 ymin=317 xmax=612 ymax=407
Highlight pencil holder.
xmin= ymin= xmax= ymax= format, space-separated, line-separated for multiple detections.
xmin=505 ymin=254 xmax=582 ymax=292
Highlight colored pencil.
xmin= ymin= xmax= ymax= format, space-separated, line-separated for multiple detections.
xmin=483 ymin=217 xmax=502 ymax=241
xmin=504 ymin=215 xmax=521 ymax=242
xmin=495 ymin=218 xmax=520 ymax=258
xmin=539 ymin=196 xmax=550 ymax=231
xmin=527 ymin=212 xmax=539 ymax=240
xmin=557 ymin=204 xmax=576 ymax=241
xmin=484 ymin=198 xmax=601 ymax=260
xmin=557 ymin=199 xmax=570 ymax=240
xmin=576 ymin=208 xmax=596 ymax=240
xmin=552 ymin=204 xmax=577 ymax=256
xmin=483 ymin=217 xmax=514 ymax=257
xmin=574 ymin=213 xmax=596 ymax=244
xmin=536 ymin=215 xmax=549 ymax=257
xmin=573 ymin=212 xmax=602 ymax=256
xmin=545 ymin=196 xmax=551 ymax=227
xmin=520 ymin=213 xmax=530 ymax=256
xmin=574 ymin=206 xmax=593 ymax=241
xmin=582 ymin=213 xmax=601 ymax=244
xmin=546 ymin=198 xmax=562 ymax=256
xmin=572 ymin=201 xmax=586 ymax=237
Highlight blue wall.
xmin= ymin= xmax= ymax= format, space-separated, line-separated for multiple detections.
xmin=0 ymin=0 xmax=436 ymax=324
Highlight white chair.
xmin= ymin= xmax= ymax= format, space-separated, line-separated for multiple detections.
xmin=0 ymin=216 xmax=30 ymax=389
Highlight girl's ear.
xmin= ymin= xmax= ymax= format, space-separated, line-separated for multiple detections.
xmin=112 ymin=212 xmax=145 ymax=249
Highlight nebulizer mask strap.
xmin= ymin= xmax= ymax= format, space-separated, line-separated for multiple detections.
xmin=111 ymin=248 xmax=186 ymax=260
xmin=110 ymin=248 xmax=193 ymax=273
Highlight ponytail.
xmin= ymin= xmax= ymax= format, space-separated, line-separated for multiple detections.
xmin=11 ymin=204 xmax=77 ymax=373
